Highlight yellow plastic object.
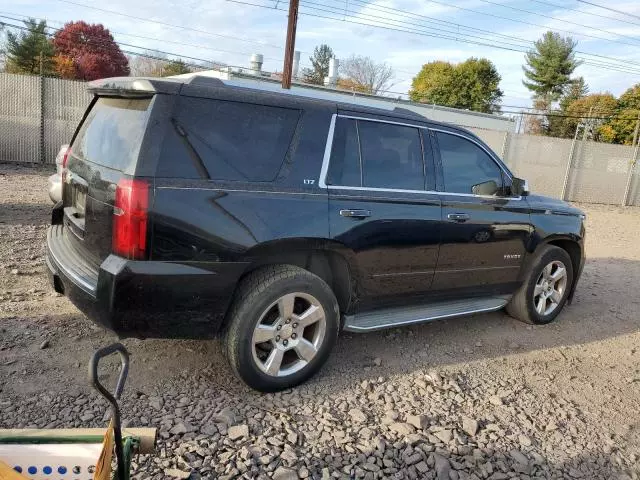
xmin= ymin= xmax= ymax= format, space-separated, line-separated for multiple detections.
xmin=93 ymin=420 xmax=114 ymax=480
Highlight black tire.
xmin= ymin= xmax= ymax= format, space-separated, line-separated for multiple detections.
xmin=223 ymin=265 xmax=340 ymax=392
xmin=506 ymin=245 xmax=574 ymax=325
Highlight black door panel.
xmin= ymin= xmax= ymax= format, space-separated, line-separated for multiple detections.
xmin=330 ymin=190 xmax=441 ymax=305
xmin=325 ymin=116 xmax=441 ymax=309
xmin=433 ymin=195 xmax=532 ymax=292
xmin=430 ymin=128 xmax=533 ymax=295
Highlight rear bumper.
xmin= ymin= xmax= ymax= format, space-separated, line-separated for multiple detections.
xmin=46 ymin=225 xmax=247 ymax=338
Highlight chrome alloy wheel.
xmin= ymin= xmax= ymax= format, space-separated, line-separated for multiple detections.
xmin=251 ymin=292 xmax=327 ymax=377
xmin=533 ymin=260 xmax=568 ymax=316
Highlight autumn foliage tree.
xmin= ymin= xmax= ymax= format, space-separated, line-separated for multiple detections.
xmin=52 ymin=21 xmax=129 ymax=80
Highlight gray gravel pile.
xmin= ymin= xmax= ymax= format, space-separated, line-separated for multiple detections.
xmin=1 ymin=366 xmax=636 ymax=479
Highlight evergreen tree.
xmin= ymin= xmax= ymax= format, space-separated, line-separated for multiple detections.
xmin=162 ymin=59 xmax=192 ymax=76
xmin=5 ymin=19 xmax=55 ymax=75
xmin=301 ymin=44 xmax=334 ymax=85
xmin=523 ymin=31 xmax=581 ymax=102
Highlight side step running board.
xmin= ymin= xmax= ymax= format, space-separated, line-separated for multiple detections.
xmin=343 ymin=296 xmax=510 ymax=332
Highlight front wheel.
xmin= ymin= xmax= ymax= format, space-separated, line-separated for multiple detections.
xmin=224 ymin=265 xmax=340 ymax=392
xmin=506 ymin=245 xmax=574 ymax=325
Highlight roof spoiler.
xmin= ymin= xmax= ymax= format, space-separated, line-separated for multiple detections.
xmin=88 ymin=77 xmax=184 ymax=96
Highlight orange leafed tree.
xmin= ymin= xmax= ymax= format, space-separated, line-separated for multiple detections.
xmin=337 ymin=78 xmax=370 ymax=94
xmin=53 ymin=55 xmax=76 ymax=79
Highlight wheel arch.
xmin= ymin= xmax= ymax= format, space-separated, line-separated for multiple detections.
xmin=233 ymin=238 xmax=360 ymax=316
xmin=539 ymin=235 xmax=584 ymax=303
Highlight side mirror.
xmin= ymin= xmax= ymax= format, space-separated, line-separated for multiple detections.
xmin=472 ymin=180 xmax=499 ymax=196
xmin=511 ymin=177 xmax=530 ymax=196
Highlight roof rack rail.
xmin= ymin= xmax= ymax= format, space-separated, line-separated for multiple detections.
xmin=186 ymin=76 xmax=225 ymax=87
xmin=393 ymin=107 xmax=427 ymax=119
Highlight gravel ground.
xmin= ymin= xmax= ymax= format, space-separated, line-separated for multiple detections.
xmin=0 ymin=162 xmax=639 ymax=480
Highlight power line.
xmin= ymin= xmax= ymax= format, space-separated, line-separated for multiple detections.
xmin=526 ymin=0 xmax=640 ymax=28
xmin=0 ymin=11 xmax=284 ymax=63
xmin=573 ymin=0 xmax=640 ymax=22
xmin=51 ymin=0 xmax=286 ymax=50
xmin=308 ymin=0 xmax=640 ymax=74
xmin=291 ymin=0 xmax=640 ymax=76
xmin=397 ymin=0 xmax=640 ymax=48
xmin=472 ymin=0 xmax=640 ymax=46
xmin=0 ymin=19 xmax=252 ymax=73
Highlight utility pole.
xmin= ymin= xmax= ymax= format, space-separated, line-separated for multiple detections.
xmin=281 ymin=0 xmax=300 ymax=89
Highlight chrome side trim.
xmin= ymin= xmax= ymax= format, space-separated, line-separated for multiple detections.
xmin=338 ymin=114 xmax=428 ymax=130
xmin=156 ymin=187 xmax=326 ymax=197
xmin=318 ymin=113 xmax=336 ymax=189
xmin=318 ymin=114 xmax=522 ymax=201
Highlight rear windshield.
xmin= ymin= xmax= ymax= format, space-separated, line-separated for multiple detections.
xmin=71 ymin=97 xmax=152 ymax=173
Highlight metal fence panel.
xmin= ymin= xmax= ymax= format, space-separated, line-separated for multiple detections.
xmin=625 ymin=158 xmax=640 ymax=206
xmin=502 ymin=134 xmax=573 ymax=199
xmin=565 ymin=140 xmax=634 ymax=205
xmin=0 ymin=74 xmax=41 ymax=163
xmin=468 ymin=128 xmax=507 ymax=157
xmin=42 ymin=77 xmax=92 ymax=164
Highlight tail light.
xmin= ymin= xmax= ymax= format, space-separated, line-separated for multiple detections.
xmin=112 ymin=179 xmax=149 ymax=260
xmin=61 ymin=147 xmax=71 ymax=186
xmin=62 ymin=147 xmax=71 ymax=169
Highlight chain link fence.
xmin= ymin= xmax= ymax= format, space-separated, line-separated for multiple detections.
xmin=1 ymin=72 xmax=639 ymax=206
xmin=0 ymin=73 xmax=91 ymax=165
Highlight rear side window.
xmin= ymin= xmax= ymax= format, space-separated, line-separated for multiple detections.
xmin=164 ymin=97 xmax=299 ymax=182
xmin=72 ymin=97 xmax=152 ymax=173
xmin=436 ymin=132 xmax=502 ymax=194
xmin=326 ymin=118 xmax=361 ymax=186
xmin=359 ymin=121 xmax=423 ymax=190
xmin=326 ymin=117 xmax=425 ymax=190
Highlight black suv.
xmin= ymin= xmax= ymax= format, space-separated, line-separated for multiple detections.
xmin=46 ymin=76 xmax=585 ymax=391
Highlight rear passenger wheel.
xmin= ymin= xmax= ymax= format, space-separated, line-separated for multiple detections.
xmin=506 ymin=246 xmax=573 ymax=325
xmin=224 ymin=265 xmax=339 ymax=392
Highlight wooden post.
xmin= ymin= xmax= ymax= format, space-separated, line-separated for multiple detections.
xmin=281 ymin=0 xmax=300 ymax=89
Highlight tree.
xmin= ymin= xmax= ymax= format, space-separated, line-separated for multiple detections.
xmin=547 ymin=77 xmax=589 ymax=137
xmin=4 ymin=19 xmax=55 ymax=75
xmin=301 ymin=44 xmax=334 ymax=85
xmin=337 ymin=77 xmax=370 ymax=93
xmin=601 ymin=84 xmax=640 ymax=145
xmin=523 ymin=31 xmax=581 ymax=102
xmin=563 ymin=93 xmax=618 ymax=140
xmin=618 ymin=83 xmax=640 ymax=111
xmin=52 ymin=21 xmax=129 ymax=80
xmin=340 ymin=55 xmax=394 ymax=95
xmin=162 ymin=59 xmax=192 ymax=76
xmin=409 ymin=58 xmax=503 ymax=113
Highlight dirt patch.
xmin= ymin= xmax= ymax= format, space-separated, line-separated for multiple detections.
xmin=0 ymin=162 xmax=638 ymax=479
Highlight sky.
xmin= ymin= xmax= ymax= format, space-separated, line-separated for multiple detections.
xmin=3 ymin=0 xmax=640 ymax=112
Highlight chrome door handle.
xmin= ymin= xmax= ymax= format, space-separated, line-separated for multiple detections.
xmin=447 ymin=213 xmax=470 ymax=222
xmin=340 ymin=209 xmax=371 ymax=219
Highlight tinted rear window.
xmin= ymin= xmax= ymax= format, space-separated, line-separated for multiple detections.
xmin=157 ymin=97 xmax=299 ymax=181
xmin=71 ymin=97 xmax=152 ymax=173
